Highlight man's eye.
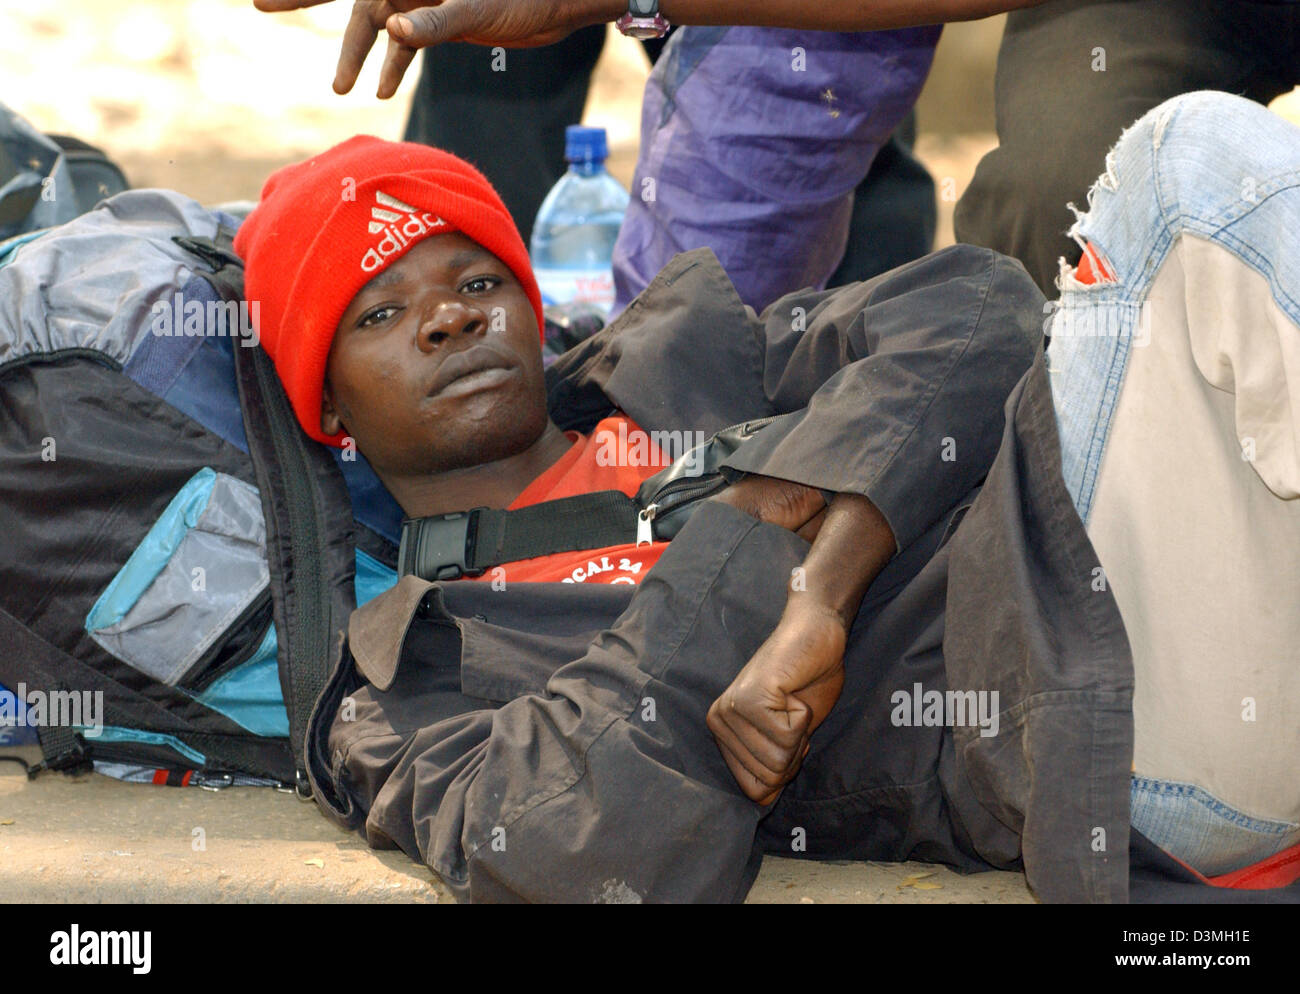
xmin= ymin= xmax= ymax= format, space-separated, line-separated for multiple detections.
xmin=358 ymin=305 xmax=399 ymax=328
xmin=461 ymin=275 xmax=501 ymax=295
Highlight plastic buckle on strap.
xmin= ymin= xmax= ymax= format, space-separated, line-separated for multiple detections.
xmin=398 ymin=507 xmax=487 ymax=581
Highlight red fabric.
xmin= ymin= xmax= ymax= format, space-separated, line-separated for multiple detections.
xmin=233 ymin=136 xmax=543 ymax=446
xmin=471 ymin=415 xmax=671 ymax=585
xmin=1073 ymin=242 xmax=1116 ymax=285
xmin=1207 ymin=842 xmax=1300 ymax=890
xmin=1157 ymin=839 xmax=1300 ymax=891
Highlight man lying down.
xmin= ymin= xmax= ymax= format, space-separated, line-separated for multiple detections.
xmin=233 ymin=90 xmax=1300 ymax=903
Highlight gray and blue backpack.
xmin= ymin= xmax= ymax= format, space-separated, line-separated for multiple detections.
xmin=0 ymin=185 xmax=406 ymax=793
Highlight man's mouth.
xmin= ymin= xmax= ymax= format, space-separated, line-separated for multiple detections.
xmin=427 ymin=346 xmax=515 ymax=397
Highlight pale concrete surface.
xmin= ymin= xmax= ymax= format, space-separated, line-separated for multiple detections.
xmin=0 ymin=747 xmax=444 ymax=903
xmin=749 ymin=857 xmax=1033 ymax=904
xmin=0 ymin=746 xmax=1033 ymax=904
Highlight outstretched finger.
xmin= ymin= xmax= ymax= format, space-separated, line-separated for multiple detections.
xmin=377 ymin=33 xmax=419 ymax=98
xmin=388 ymin=1 xmax=481 ymax=48
xmin=334 ymin=0 xmax=386 ymax=94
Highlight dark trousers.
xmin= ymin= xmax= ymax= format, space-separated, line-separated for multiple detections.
xmin=404 ymin=28 xmax=609 ymax=247
xmin=332 ymin=501 xmax=991 ymax=903
xmin=829 ymin=111 xmax=937 ymax=287
xmin=954 ymin=0 xmax=1300 ymax=294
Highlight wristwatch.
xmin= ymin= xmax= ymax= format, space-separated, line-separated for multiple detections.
xmin=616 ymin=0 xmax=670 ymax=39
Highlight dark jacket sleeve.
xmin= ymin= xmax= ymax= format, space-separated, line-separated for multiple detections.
xmin=720 ymin=243 xmax=1044 ymax=551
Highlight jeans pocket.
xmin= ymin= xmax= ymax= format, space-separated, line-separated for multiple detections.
xmin=1131 ymin=775 xmax=1300 ymax=877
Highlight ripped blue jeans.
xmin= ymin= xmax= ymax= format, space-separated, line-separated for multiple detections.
xmin=1046 ymin=91 xmax=1300 ymax=877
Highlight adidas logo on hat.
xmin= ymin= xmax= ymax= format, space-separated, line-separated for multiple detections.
xmin=360 ymin=190 xmax=448 ymax=273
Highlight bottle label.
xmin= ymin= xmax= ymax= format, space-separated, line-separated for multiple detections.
xmin=534 ymin=267 xmax=615 ymax=317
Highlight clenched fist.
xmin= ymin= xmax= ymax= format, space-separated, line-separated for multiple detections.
xmin=706 ymin=488 xmax=896 ymax=805
xmin=706 ymin=598 xmax=847 ymax=806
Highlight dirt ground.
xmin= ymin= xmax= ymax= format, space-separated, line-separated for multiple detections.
xmin=5 ymin=4 xmax=1296 ymax=250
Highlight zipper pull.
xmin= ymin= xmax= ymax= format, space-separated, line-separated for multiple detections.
xmin=637 ymin=503 xmax=659 ymax=547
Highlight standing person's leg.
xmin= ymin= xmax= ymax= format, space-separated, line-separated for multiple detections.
xmin=611 ymin=24 xmax=940 ymax=315
xmin=1047 ymin=92 xmax=1300 ymax=876
xmin=403 ymin=27 xmax=607 ymax=245
xmin=955 ymin=0 xmax=1300 ymax=296
xmin=827 ymin=110 xmax=938 ymax=288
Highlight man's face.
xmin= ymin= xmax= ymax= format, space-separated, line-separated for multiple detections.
xmin=322 ymin=231 xmax=546 ymax=477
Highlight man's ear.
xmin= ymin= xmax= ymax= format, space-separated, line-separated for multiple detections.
xmin=320 ymin=381 xmax=344 ymax=438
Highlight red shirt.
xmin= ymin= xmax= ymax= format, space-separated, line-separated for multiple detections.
xmin=470 ymin=415 xmax=670 ymax=585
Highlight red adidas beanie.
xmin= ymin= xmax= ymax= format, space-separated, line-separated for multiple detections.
xmin=234 ymin=135 xmax=544 ymax=447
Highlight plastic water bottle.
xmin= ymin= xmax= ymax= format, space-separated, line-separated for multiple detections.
xmin=530 ymin=125 xmax=629 ymax=319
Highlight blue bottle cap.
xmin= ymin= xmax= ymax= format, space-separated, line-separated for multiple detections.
xmin=565 ymin=125 xmax=608 ymax=164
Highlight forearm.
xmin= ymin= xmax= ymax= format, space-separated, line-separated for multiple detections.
xmin=728 ymin=245 xmax=1043 ymax=551
xmin=787 ymin=493 xmax=895 ymax=631
xmin=581 ymin=0 xmax=1046 ymax=31
xmin=707 ymin=490 xmax=893 ymax=801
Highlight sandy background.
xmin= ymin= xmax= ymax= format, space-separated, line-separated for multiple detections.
xmin=3 ymin=2 xmax=1297 ymax=249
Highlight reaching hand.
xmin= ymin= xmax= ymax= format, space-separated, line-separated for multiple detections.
xmin=254 ymin=0 xmax=612 ymax=97
xmin=706 ymin=599 xmax=847 ymax=806
xmin=709 ymin=474 xmax=828 ymax=541
xmin=256 ymin=0 xmax=1052 ymax=96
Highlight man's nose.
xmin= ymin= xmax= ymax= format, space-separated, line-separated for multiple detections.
xmin=416 ymin=298 xmax=486 ymax=353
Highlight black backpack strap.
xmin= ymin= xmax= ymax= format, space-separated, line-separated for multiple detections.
xmin=395 ymin=416 xmax=788 ymax=580
xmin=233 ymin=338 xmax=356 ymax=799
xmin=173 ymin=230 xmax=244 ymax=299
xmin=398 ymin=490 xmax=643 ymax=580
xmin=1 ymin=603 xmax=145 ymax=776
xmin=181 ymin=231 xmax=355 ymax=799
xmin=0 ymin=610 xmax=89 ymax=774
